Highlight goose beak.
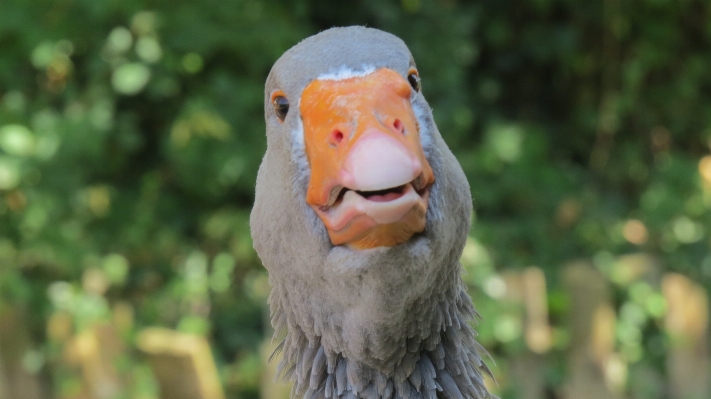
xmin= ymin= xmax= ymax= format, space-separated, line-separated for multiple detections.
xmin=300 ymin=68 xmax=435 ymax=249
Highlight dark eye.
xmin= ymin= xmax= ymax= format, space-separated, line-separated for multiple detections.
xmin=273 ymin=95 xmax=289 ymax=121
xmin=407 ymin=72 xmax=421 ymax=92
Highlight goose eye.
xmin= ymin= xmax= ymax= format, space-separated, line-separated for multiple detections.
xmin=407 ymin=72 xmax=421 ymax=92
xmin=273 ymin=95 xmax=290 ymax=121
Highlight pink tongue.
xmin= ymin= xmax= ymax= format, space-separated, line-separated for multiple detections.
xmin=364 ymin=190 xmax=405 ymax=202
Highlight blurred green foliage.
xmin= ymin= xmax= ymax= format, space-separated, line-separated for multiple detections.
xmin=0 ymin=0 xmax=710 ymax=398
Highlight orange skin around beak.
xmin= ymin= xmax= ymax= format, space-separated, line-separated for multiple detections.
xmin=299 ymin=68 xmax=435 ymax=249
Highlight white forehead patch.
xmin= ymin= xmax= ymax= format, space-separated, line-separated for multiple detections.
xmin=316 ymin=64 xmax=376 ymax=81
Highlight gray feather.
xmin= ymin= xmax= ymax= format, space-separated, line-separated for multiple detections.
xmin=325 ymin=374 xmax=334 ymax=398
xmin=439 ymin=370 xmax=465 ymax=399
xmin=310 ymin=346 xmax=327 ymax=389
xmin=335 ymin=360 xmax=347 ymax=396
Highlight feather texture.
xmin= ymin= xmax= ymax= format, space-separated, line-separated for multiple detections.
xmin=269 ymin=283 xmax=494 ymax=398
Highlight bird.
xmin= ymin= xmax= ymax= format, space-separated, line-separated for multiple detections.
xmin=250 ymin=26 xmax=493 ymax=399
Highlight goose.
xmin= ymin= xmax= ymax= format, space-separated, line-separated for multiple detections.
xmin=250 ymin=26 xmax=493 ymax=399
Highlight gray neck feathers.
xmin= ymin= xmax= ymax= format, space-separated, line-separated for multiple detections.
xmin=269 ymin=275 xmax=493 ymax=399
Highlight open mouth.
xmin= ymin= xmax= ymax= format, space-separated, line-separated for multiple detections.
xmin=329 ymin=184 xmax=408 ymax=208
xmin=356 ymin=184 xmax=407 ymax=202
xmin=327 ymin=173 xmax=431 ymax=208
xmin=316 ymin=176 xmax=431 ymax=235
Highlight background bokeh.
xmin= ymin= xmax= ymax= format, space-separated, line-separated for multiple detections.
xmin=1 ymin=1 xmax=710 ymax=398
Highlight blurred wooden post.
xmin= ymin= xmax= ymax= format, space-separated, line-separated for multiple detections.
xmin=0 ymin=306 xmax=44 ymax=399
xmin=503 ymin=267 xmax=551 ymax=399
xmin=562 ymin=262 xmax=621 ymax=399
xmin=64 ymin=323 xmax=124 ymax=399
xmin=662 ymin=273 xmax=710 ymax=399
xmin=137 ymin=328 xmax=225 ymax=399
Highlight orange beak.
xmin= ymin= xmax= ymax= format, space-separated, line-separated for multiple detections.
xmin=299 ymin=68 xmax=435 ymax=249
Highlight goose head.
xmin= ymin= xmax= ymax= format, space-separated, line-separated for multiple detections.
xmin=250 ymin=26 xmax=491 ymax=398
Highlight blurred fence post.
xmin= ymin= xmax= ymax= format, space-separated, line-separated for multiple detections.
xmin=0 ymin=306 xmax=45 ymax=399
xmin=64 ymin=323 xmax=124 ymax=399
xmin=662 ymin=273 xmax=710 ymax=399
xmin=562 ymin=262 xmax=622 ymax=399
xmin=137 ymin=328 xmax=225 ymax=399
xmin=503 ymin=267 xmax=551 ymax=399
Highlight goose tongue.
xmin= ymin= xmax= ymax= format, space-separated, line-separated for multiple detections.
xmin=300 ymin=68 xmax=435 ymax=249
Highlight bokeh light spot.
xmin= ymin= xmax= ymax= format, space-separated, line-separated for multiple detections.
xmin=0 ymin=157 xmax=21 ymax=190
xmin=0 ymin=124 xmax=35 ymax=156
xmin=484 ymin=275 xmax=507 ymax=299
xmin=82 ymin=268 xmax=110 ymax=296
xmin=182 ymin=53 xmax=204 ymax=74
xmin=672 ymin=216 xmax=703 ymax=244
xmin=494 ymin=314 xmax=522 ymax=343
xmin=699 ymin=155 xmax=711 ymax=185
xmin=111 ymin=63 xmax=151 ymax=95
xmin=136 ymin=36 xmax=163 ymax=63
xmin=486 ymin=124 xmax=523 ymax=163
xmin=103 ymin=254 xmax=129 ymax=286
xmin=30 ymin=42 xmax=55 ymax=68
xmin=210 ymin=252 xmax=236 ymax=293
xmin=106 ymin=27 xmax=133 ymax=54
xmin=132 ymin=11 xmax=157 ymax=36
xmin=623 ymin=219 xmax=648 ymax=245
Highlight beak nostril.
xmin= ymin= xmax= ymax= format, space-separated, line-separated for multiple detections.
xmin=393 ymin=119 xmax=404 ymax=134
xmin=330 ymin=130 xmax=344 ymax=146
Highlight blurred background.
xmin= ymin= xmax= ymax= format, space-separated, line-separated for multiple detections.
xmin=1 ymin=0 xmax=710 ymax=398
